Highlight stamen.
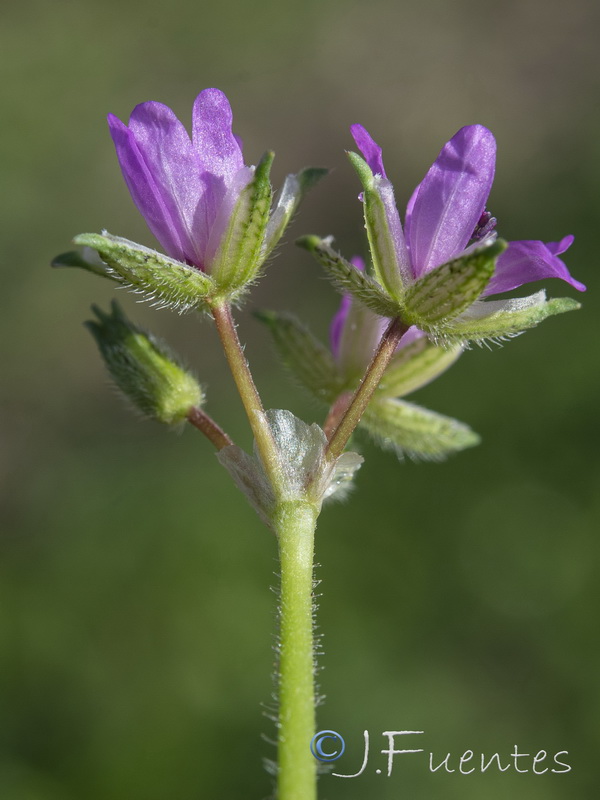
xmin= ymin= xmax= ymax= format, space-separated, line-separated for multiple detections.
xmin=471 ymin=210 xmax=497 ymax=242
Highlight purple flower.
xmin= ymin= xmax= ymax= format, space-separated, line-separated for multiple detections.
xmin=350 ymin=124 xmax=586 ymax=296
xmin=108 ymin=89 xmax=253 ymax=272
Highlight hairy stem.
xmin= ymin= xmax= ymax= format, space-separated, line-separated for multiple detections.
xmin=211 ymin=302 xmax=282 ymax=489
xmin=186 ymin=406 xmax=233 ymax=450
xmin=326 ymin=317 xmax=408 ymax=460
xmin=275 ymin=500 xmax=319 ymax=800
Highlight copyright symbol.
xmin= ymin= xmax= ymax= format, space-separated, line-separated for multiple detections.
xmin=310 ymin=730 xmax=345 ymax=762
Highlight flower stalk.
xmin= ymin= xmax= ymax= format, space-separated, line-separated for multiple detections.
xmin=211 ymin=302 xmax=283 ymax=491
xmin=326 ymin=317 xmax=409 ymax=460
xmin=186 ymin=405 xmax=233 ymax=450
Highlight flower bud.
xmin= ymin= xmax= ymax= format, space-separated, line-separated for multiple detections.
xmin=85 ymin=301 xmax=203 ymax=425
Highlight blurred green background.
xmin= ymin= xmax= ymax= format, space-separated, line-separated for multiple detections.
xmin=1 ymin=0 xmax=598 ymax=797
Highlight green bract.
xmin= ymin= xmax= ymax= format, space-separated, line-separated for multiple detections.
xmin=217 ymin=410 xmax=363 ymax=528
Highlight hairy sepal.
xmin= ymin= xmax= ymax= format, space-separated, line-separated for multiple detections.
xmin=210 ymin=151 xmax=274 ymax=293
xmin=255 ymin=310 xmax=344 ymax=403
xmin=440 ymin=292 xmax=581 ymax=345
xmin=362 ymin=398 xmax=480 ymax=461
xmin=262 ymin=167 xmax=329 ymax=258
xmin=74 ymin=232 xmax=216 ymax=312
xmin=347 ymin=151 xmax=405 ymax=299
xmin=297 ymin=235 xmax=402 ymax=318
xmin=52 ymin=247 xmax=119 ymax=282
xmin=375 ymin=337 xmax=463 ymax=399
xmin=404 ymin=240 xmax=506 ymax=330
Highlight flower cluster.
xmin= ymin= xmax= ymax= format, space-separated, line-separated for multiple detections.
xmin=55 ymin=88 xmax=585 ymax=466
xmin=52 ymin=90 xmax=587 ymax=800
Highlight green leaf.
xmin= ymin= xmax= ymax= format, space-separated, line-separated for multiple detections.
xmin=210 ymin=151 xmax=274 ymax=294
xmin=296 ymin=235 xmax=402 ymax=318
xmin=441 ymin=291 xmax=581 ymax=345
xmin=255 ymin=310 xmax=344 ymax=402
xmin=74 ymin=232 xmax=216 ymax=312
xmin=375 ymin=337 xmax=463 ymax=399
xmin=51 ymin=248 xmax=119 ymax=281
xmin=262 ymin=167 xmax=329 ymax=258
xmin=361 ymin=398 xmax=480 ymax=460
xmin=348 ymin=151 xmax=405 ymax=299
xmin=404 ymin=239 xmax=506 ymax=329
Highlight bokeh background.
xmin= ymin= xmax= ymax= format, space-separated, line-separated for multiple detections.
xmin=1 ymin=0 xmax=599 ymax=797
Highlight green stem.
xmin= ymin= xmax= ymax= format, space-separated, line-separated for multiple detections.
xmin=326 ymin=317 xmax=408 ymax=460
xmin=275 ymin=500 xmax=319 ymax=800
xmin=211 ymin=302 xmax=282 ymax=489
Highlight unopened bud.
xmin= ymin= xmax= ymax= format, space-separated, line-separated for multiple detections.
xmin=85 ymin=301 xmax=203 ymax=425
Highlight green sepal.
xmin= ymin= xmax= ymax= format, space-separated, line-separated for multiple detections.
xmin=297 ymin=235 xmax=402 ymax=318
xmin=255 ymin=310 xmax=345 ymax=402
xmin=361 ymin=398 xmax=480 ymax=460
xmin=51 ymin=248 xmax=118 ymax=281
xmin=347 ymin=151 xmax=405 ymax=299
xmin=262 ymin=167 xmax=329 ymax=258
xmin=210 ymin=151 xmax=274 ymax=295
xmin=404 ymin=239 xmax=507 ymax=330
xmin=74 ymin=232 xmax=216 ymax=312
xmin=85 ymin=300 xmax=204 ymax=425
xmin=375 ymin=337 xmax=463 ymax=399
xmin=440 ymin=291 xmax=581 ymax=345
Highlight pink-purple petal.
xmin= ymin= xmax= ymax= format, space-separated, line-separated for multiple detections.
xmin=350 ymin=124 xmax=387 ymax=177
xmin=108 ymin=112 xmax=192 ymax=264
xmin=483 ymin=236 xmax=586 ymax=296
xmin=405 ymin=125 xmax=496 ymax=277
xmin=547 ymin=235 xmax=574 ymax=257
xmin=126 ymin=101 xmax=206 ymax=265
xmin=203 ymin=166 xmax=255 ymax=270
xmin=192 ymin=89 xmax=244 ymax=184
